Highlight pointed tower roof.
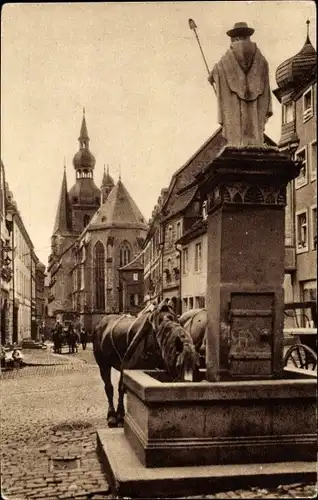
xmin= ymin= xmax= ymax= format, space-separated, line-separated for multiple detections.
xmin=101 ymin=165 xmax=115 ymax=188
xmin=73 ymin=109 xmax=96 ymax=170
xmin=79 ymin=107 xmax=89 ymax=142
xmin=88 ymin=179 xmax=148 ymax=230
xmin=53 ymin=167 xmax=72 ymax=234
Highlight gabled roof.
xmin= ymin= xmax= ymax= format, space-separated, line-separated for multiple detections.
xmin=53 ymin=169 xmax=72 ymax=235
xmin=88 ymin=179 xmax=148 ymax=230
xmin=162 ymin=184 xmax=198 ymax=221
xmin=161 ymin=128 xmax=226 ymax=219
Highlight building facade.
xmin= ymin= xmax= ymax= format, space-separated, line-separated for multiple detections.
xmin=176 ymin=219 xmax=207 ymax=312
xmin=143 ymin=188 xmax=168 ymax=305
xmin=274 ymin=24 xmax=316 ymax=324
xmin=0 ymin=161 xmax=12 ymax=345
xmin=5 ymin=188 xmax=41 ymax=343
xmin=118 ymin=252 xmax=145 ymax=315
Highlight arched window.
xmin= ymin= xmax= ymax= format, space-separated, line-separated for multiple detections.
xmin=83 ymin=214 xmax=90 ymax=227
xmin=94 ymin=241 xmax=105 ymax=310
xmin=119 ymin=241 xmax=131 ymax=267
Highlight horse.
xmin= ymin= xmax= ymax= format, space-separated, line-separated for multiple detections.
xmin=179 ymin=308 xmax=207 ymax=362
xmin=93 ymin=300 xmax=200 ymax=428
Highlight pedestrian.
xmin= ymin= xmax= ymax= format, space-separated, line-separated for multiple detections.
xmin=67 ymin=323 xmax=77 ymax=354
xmin=54 ymin=320 xmax=63 ymax=354
xmin=80 ymin=328 xmax=88 ymax=350
xmin=12 ymin=344 xmax=23 ymax=370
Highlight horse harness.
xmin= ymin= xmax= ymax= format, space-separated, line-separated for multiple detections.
xmin=108 ymin=313 xmax=152 ymax=365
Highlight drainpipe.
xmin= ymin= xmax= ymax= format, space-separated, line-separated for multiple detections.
xmin=175 ymin=243 xmax=182 ymax=316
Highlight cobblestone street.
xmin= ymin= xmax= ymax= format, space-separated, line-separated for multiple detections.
xmin=1 ymin=345 xmax=317 ymax=499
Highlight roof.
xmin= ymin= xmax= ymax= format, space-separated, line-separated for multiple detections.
xmin=162 ymin=184 xmax=198 ymax=221
xmin=53 ymin=169 xmax=72 ymax=235
xmin=79 ymin=111 xmax=89 ymax=141
xmin=161 ymin=128 xmax=226 ymax=218
xmin=101 ymin=165 xmax=115 ymax=187
xmin=88 ymin=179 xmax=148 ymax=230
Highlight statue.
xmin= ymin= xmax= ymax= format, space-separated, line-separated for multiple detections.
xmin=208 ymin=22 xmax=272 ymax=147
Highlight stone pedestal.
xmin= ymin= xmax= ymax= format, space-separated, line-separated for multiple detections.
xmin=198 ymin=146 xmax=300 ymax=381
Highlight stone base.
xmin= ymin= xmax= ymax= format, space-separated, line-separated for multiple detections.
xmin=97 ymin=428 xmax=317 ymax=499
xmin=123 ymin=370 xmax=317 ymax=468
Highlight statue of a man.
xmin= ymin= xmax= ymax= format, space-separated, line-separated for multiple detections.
xmin=208 ymin=22 xmax=272 ymax=147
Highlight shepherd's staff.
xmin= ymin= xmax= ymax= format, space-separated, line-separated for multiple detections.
xmin=188 ymin=18 xmax=216 ymax=95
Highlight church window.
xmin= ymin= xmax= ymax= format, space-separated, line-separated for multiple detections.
xmin=73 ymin=197 xmax=78 ymax=204
xmin=83 ymin=214 xmax=90 ymax=227
xmin=119 ymin=241 xmax=131 ymax=267
xmin=83 ymin=169 xmax=88 ymax=178
xmin=94 ymin=241 xmax=105 ymax=310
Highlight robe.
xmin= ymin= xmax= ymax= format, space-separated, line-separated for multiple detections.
xmin=210 ymin=40 xmax=273 ymax=147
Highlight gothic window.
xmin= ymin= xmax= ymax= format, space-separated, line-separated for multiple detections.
xmin=83 ymin=214 xmax=90 ymax=227
xmin=119 ymin=241 xmax=131 ymax=267
xmin=94 ymin=241 xmax=105 ymax=310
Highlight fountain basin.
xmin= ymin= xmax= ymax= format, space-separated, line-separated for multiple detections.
xmin=123 ymin=369 xmax=317 ymax=468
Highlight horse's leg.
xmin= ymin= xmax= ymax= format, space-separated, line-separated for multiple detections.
xmin=101 ymin=365 xmax=117 ymax=427
xmin=116 ymin=370 xmax=125 ymax=427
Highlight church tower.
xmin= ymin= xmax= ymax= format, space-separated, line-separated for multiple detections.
xmin=100 ymin=164 xmax=115 ymax=203
xmin=69 ymin=109 xmax=101 ymax=232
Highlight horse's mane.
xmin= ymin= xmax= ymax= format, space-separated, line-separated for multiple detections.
xmin=156 ymin=319 xmax=196 ymax=375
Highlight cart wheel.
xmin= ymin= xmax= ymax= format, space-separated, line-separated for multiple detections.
xmin=284 ymin=344 xmax=317 ymax=371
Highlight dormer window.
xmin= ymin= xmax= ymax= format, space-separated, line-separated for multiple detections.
xmin=282 ymin=102 xmax=294 ymax=124
xmin=303 ymin=87 xmax=313 ymax=122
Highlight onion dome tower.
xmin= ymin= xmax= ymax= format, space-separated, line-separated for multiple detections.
xmin=273 ymin=20 xmax=316 ymax=150
xmin=69 ymin=109 xmax=101 ymax=232
xmin=101 ymin=164 xmax=115 ymax=204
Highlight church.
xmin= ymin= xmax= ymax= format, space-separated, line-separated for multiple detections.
xmin=47 ymin=111 xmax=148 ymax=331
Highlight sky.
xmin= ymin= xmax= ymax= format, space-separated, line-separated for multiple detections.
xmin=1 ymin=1 xmax=316 ymax=266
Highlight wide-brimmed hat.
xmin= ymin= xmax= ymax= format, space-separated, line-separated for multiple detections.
xmin=226 ymin=22 xmax=255 ymax=38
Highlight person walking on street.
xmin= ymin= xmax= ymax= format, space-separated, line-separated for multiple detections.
xmin=80 ymin=328 xmax=88 ymax=350
xmin=67 ymin=323 xmax=77 ymax=354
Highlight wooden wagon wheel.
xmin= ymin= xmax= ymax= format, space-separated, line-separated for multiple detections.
xmin=284 ymin=344 xmax=317 ymax=371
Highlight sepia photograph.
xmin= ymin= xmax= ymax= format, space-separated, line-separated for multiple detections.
xmin=0 ymin=1 xmax=317 ymax=499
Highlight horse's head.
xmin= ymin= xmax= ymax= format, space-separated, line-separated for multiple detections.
xmin=174 ymin=334 xmax=200 ymax=382
xmin=149 ymin=303 xmax=200 ymax=382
